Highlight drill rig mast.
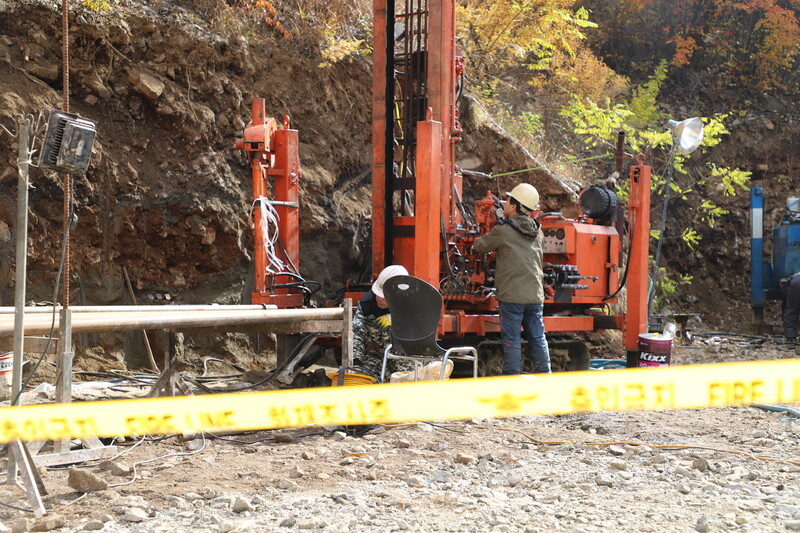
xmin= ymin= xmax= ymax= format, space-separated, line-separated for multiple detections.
xmin=368 ymin=0 xmax=652 ymax=364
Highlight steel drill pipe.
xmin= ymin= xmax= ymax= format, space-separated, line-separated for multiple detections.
xmin=0 ymin=305 xmax=277 ymax=314
xmin=0 ymin=308 xmax=343 ymax=336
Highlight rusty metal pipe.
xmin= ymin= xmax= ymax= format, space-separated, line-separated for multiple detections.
xmin=0 ymin=308 xmax=343 ymax=336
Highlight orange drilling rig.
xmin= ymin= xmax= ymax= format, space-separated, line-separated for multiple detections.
xmin=236 ymin=0 xmax=653 ymax=373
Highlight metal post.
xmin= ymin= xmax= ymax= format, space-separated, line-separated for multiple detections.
xmin=625 ymin=158 xmax=652 ymax=366
xmin=7 ymin=114 xmax=32 ymax=484
xmin=649 ymin=142 xmax=678 ymax=320
xmin=55 ymin=307 xmax=73 ymax=453
xmin=341 ymin=298 xmax=353 ymax=368
xmin=10 ymin=115 xmax=31 ymax=406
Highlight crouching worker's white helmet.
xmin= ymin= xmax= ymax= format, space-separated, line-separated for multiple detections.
xmin=372 ymin=265 xmax=409 ymax=298
xmin=507 ymin=183 xmax=540 ymax=213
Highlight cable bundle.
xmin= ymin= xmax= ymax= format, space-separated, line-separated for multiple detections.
xmin=251 ymin=196 xmax=287 ymax=275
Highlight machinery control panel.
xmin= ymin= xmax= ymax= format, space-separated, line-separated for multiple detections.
xmin=543 ymin=227 xmax=567 ymax=253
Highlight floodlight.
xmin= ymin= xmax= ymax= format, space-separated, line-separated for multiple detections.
xmin=666 ymin=117 xmax=704 ymax=155
xmin=39 ymin=109 xmax=97 ymax=175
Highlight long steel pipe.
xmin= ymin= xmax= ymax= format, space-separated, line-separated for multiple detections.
xmin=0 ymin=304 xmax=278 ymax=314
xmin=0 ymin=308 xmax=343 ymax=336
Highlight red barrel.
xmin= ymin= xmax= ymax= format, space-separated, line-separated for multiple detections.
xmin=636 ymin=334 xmax=672 ymax=368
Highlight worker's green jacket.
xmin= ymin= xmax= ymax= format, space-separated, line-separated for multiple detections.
xmin=472 ymin=215 xmax=544 ymax=304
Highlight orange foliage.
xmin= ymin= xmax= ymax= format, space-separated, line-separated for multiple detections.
xmin=710 ymin=0 xmax=800 ymax=90
xmin=236 ymin=0 xmax=292 ymax=39
xmin=588 ymin=0 xmax=800 ymax=94
xmin=669 ymin=35 xmax=698 ymax=67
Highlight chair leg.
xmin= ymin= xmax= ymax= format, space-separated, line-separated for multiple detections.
xmin=439 ymin=355 xmax=450 ymax=380
xmin=443 ymin=347 xmax=479 ymax=379
xmin=380 ymin=345 xmax=392 ymax=383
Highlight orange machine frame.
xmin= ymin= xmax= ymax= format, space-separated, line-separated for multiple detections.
xmin=235 ymin=98 xmax=303 ymax=308
xmin=369 ymin=0 xmax=653 ymax=355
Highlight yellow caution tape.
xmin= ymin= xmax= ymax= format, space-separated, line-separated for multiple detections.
xmin=1 ymin=359 xmax=800 ymax=443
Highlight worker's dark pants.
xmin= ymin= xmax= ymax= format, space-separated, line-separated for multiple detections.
xmin=498 ymin=302 xmax=551 ymax=374
xmin=784 ymin=275 xmax=800 ymax=341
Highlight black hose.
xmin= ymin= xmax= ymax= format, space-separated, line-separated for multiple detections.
xmin=604 ymin=210 xmax=635 ymax=301
xmin=237 ymin=333 xmax=319 ymax=390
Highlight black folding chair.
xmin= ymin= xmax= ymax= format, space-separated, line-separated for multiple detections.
xmin=380 ymin=275 xmax=478 ymax=382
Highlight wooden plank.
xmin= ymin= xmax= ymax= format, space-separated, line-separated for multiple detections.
xmin=22 ymin=336 xmax=59 ymax=355
xmin=32 ymin=446 xmax=118 ymax=467
xmin=0 ymin=336 xmax=59 ymax=355
xmin=10 ymin=441 xmax=46 ymax=517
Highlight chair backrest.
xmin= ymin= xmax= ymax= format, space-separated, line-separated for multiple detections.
xmin=382 ymin=275 xmax=444 ymax=357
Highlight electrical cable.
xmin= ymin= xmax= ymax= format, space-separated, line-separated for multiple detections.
xmin=235 ymin=333 xmax=319 ymax=390
xmin=206 ymin=429 xmax=326 ymax=444
xmin=489 ymin=153 xmax=613 ymax=179
xmin=274 ymin=238 xmax=321 ymax=302
xmin=251 ymin=197 xmax=287 ymax=275
xmin=107 ymin=433 xmax=208 ymax=489
xmin=45 ymin=435 xmax=145 ymax=471
xmin=0 ymin=499 xmax=34 ymax=513
xmin=201 ymin=358 xmax=245 ymax=377
xmin=693 ymin=332 xmax=779 ymax=340
xmin=57 ymin=492 xmax=88 ymax=508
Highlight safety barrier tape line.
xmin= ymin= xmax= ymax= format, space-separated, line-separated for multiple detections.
xmin=1 ymin=359 xmax=799 ymax=443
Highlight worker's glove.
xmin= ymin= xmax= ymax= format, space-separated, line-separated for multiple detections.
xmin=376 ymin=314 xmax=392 ymax=329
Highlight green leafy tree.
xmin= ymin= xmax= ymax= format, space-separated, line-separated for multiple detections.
xmin=560 ymin=63 xmax=751 ymax=307
xmin=457 ymin=0 xmax=626 ymax=103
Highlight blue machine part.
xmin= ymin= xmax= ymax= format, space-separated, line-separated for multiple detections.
xmin=772 ymin=223 xmax=800 ymax=279
xmin=752 ymin=187 xmax=800 ymax=307
xmin=751 ymin=187 xmax=765 ymax=307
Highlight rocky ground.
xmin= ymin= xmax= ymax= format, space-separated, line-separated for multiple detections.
xmin=1 ymin=336 xmax=798 ymax=533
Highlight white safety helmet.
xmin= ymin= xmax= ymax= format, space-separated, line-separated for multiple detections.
xmin=506 ymin=183 xmax=540 ymax=213
xmin=372 ymin=264 xmax=409 ymax=298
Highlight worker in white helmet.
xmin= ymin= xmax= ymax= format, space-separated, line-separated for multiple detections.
xmin=352 ymin=265 xmax=414 ymax=379
xmin=472 ymin=183 xmax=551 ymax=374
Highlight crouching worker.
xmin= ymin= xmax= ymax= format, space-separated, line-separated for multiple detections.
xmin=352 ymin=265 xmax=414 ymax=380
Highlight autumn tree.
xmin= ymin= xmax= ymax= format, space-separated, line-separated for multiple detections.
xmin=584 ymin=0 xmax=800 ymax=96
